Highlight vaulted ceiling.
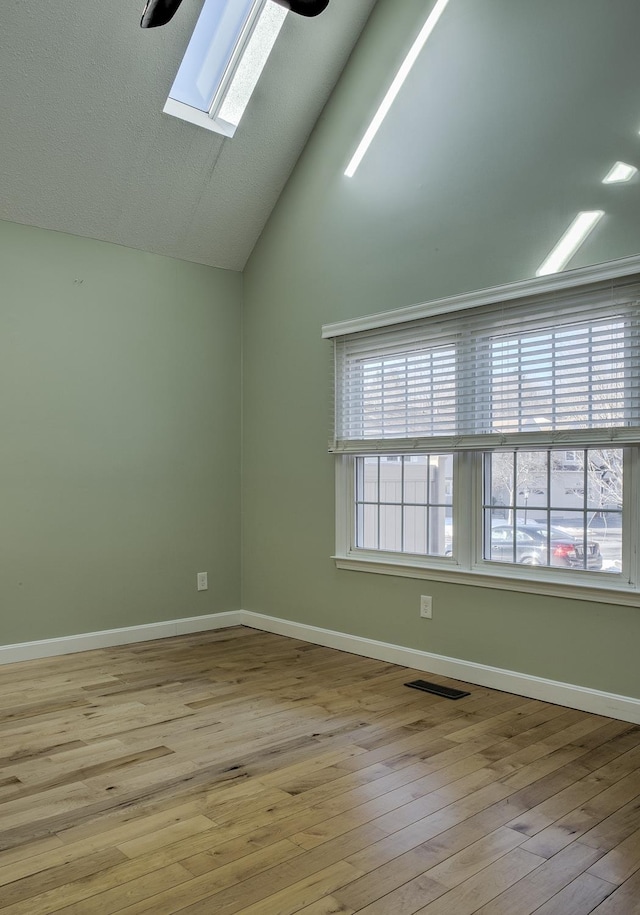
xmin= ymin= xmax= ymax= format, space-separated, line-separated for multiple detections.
xmin=4 ymin=1 xmax=640 ymax=279
xmin=0 ymin=0 xmax=375 ymax=270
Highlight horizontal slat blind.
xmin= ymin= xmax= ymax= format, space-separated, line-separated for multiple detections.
xmin=331 ymin=279 xmax=640 ymax=454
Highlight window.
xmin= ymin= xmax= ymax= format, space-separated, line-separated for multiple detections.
xmin=325 ymin=262 xmax=640 ymax=603
xmin=164 ymin=0 xmax=287 ymax=137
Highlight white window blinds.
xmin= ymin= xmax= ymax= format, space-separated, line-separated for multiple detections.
xmin=329 ymin=277 xmax=640 ymax=454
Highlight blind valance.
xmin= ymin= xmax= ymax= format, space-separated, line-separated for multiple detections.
xmin=329 ymin=276 xmax=640 ymax=454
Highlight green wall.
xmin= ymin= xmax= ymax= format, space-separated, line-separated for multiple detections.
xmin=242 ymin=0 xmax=640 ymax=698
xmin=3 ymin=0 xmax=640 ymax=702
xmin=1 ymin=220 xmax=241 ymax=644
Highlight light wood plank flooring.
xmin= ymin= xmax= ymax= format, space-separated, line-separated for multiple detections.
xmin=0 ymin=627 xmax=639 ymax=914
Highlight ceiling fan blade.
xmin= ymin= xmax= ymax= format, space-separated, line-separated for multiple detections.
xmin=271 ymin=0 xmax=330 ymax=15
xmin=140 ymin=0 xmax=330 ymax=29
xmin=140 ymin=0 xmax=185 ymax=28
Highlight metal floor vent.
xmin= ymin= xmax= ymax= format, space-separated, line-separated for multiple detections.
xmin=405 ymin=679 xmax=470 ymax=700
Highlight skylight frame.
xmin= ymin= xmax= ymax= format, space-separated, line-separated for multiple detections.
xmin=164 ymin=0 xmax=287 ymax=138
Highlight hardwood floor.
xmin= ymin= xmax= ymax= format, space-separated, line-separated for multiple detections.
xmin=0 ymin=626 xmax=639 ymax=914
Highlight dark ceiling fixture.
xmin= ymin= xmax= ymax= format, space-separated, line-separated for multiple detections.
xmin=141 ymin=0 xmax=330 ymax=29
xmin=274 ymin=0 xmax=330 ymax=17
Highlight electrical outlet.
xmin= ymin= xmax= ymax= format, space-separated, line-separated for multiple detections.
xmin=197 ymin=572 xmax=208 ymax=591
xmin=420 ymin=595 xmax=433 ymax=619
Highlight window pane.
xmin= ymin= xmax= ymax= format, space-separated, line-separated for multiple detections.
xmin=362 ymin=456 xmax=379 ymax=502
xmin=360 ymin=505 xmax=378 ymax=549
xmin=379 ymin=457 xmax=402 ymax=504
xmin=550 ymin=450 xmax=582 ymax=509
xmin=430 ymin=454 xmax=453 ymax=506
xmin=404 ymin=506 xmax=427 ymax=554
xmin=379 ymin=505 xmax=402 ymax=551
xmin=488 ymin=452 xmax=514 ymax=518
xmin=549 ymin=512 xmax=603 ymax=571
xmin=593 ymin=521 xmax=623 ymax=571
xmin=403 ymin=455 xmax=428 ymax=504
xmin=487 ymin=452 xmax=549 ymax=523
xmin=486 ymin=523 xmax=518 ymax=563
xmin=483 ymin=448 xmax=622 ymax=573
xmin=514 ymin=451 xmax=548 ymax=522
xmin=587 ymin=450 xmax=623 ymax=511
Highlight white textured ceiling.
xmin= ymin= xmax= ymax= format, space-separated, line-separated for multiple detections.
xmin=0 ymin=0 xmax=375 ymax=270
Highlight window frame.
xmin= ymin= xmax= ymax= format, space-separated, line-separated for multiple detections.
xmin=334 ymin=448 xmax=640 ymax=604
xmin=328 ymin=256 xmax=640 ymax=606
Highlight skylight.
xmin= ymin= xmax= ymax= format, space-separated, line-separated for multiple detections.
xmin=164 ymin=0 xmax=287 ymax=137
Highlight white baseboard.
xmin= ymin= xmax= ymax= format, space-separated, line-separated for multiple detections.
xmin=238 ymin=610 xmax=640 ymax=725
xmin=0 ymin=611 xmax=243 ymax=665
xmin=2 ymin=608 xmax=639 ymax=725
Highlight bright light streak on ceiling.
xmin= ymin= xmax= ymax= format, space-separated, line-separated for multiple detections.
xmin=536 ymin=211 xmax=604 ymax=276
xmin=344 ymin=0 xmax=450 ymax=178
xmin=602 ymin=161 xmax=637 ymax=184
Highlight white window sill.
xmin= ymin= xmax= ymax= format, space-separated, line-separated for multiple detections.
xmin=333 ymin=553 xmax=640 ymax=607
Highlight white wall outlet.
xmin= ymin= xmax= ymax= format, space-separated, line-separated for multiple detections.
xmin=420 ymin=595 xmax=433 ymax=619
xmin=197 ymin=572 xmax=208 ymax=591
